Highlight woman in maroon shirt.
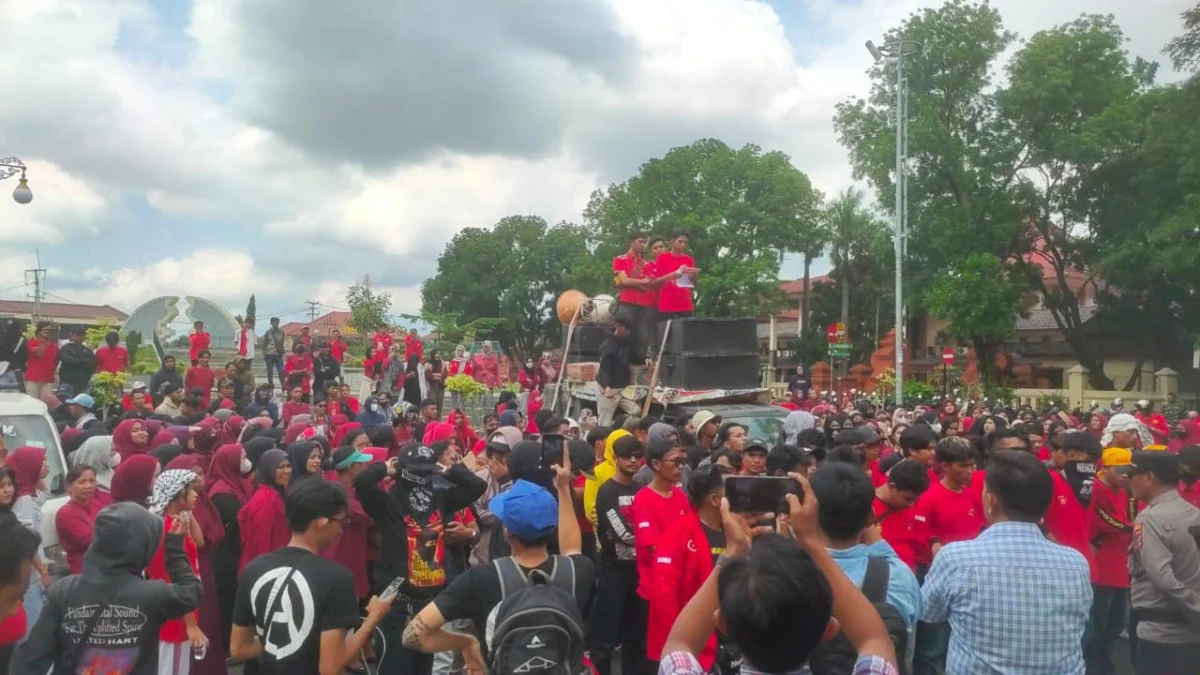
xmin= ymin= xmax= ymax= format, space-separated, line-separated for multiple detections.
xmin=322 ymin=446 xmax=375 ymax=599
xmin=110 ymin=454 xmax=161 ymax=505
xmin=54 ymin=464 xmax=111 ymax=574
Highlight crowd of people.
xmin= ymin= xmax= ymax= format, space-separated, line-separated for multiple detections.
xmin=0 ymin=363 xmax=1195 ymax=674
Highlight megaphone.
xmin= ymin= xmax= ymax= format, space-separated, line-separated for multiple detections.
xmin=556 ymin=290 xmax=616 ymax=326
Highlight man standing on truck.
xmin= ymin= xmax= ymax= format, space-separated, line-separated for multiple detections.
xmin=597 ymin=316 xmax=637 ymax=427
xmin=613 ymin=232 xmax=656 ymax=355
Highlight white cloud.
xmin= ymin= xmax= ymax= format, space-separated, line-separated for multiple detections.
xmin=0 ymin=0 xmax=1191 ymax=313
xmin=51 ymin=249 xmax=286 ymax=309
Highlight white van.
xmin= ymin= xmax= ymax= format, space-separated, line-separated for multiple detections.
xmin=0 ymin=391 xmax=71 ymax=576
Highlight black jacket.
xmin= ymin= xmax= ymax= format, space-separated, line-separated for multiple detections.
xmin=596 ymin=334 xmax=635 ymax=390
xmin=56 ymin=342 xmax=95 ymax=388
xmin=313 ymin=355 xmax=341 ymax=394
xmin=149 ymin=366 xmax=183 ymax=399
xmin=12 ymin=503 xmax=203 ymax=675
xmin=353 ymin=462 xmax=486 ymax=599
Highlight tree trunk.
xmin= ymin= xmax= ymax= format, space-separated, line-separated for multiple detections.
xmin=973 ymin=336 xmax=995 ymax=388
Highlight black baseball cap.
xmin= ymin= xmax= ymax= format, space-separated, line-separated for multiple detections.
xmin=744 ymin=440 xmax=770 ymax=455
xmin=1126 ymin=451 xmax=1181 ymax=484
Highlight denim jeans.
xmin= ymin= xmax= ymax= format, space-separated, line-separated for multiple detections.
xmin=264 ymin=354 xmax=285 ymax=389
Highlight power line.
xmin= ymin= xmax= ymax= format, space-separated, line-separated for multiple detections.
xmin=305 ymin=299 xmax=320 ymax=322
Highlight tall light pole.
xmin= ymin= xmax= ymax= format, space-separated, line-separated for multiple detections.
xmin=866 ymin=39 xmax=920 ymax=405
xmin=1 ymin=157 xmax=33 ymax=204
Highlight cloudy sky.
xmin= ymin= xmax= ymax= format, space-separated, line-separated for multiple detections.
xmin=0 ymin=0 xmax=1191 ymax=324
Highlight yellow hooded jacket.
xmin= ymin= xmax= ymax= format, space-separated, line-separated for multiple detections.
xmin=584 ymin=428 xmax=630 ymax=529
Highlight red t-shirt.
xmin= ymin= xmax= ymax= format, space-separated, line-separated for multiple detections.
xmin=330 ymin=339 xmax=348 ymax=364
xmin=146 ymin=516 xmax=199 ymax=643
xmin=26 ymin=338 xmax=58 ymax=383
xmin=189 ymin=331 xmax=211 ymax=362
xmin=1089 ymin=479 xmax=1136 ymax=588
xmin=1044 ymin=470 xmax=1095 ymax=570
xmin=654 ymin=251 xmax=696 ymax=314
xmin=285 ymin=353 xmax=313 ymax=393
xmin=869 ymin=460 xmax=888 ymax=488
xmin=632 ymin=486 xmax=692 ymax=600
xmin=644 ymin=258 xmax=661 ymax=308
xmin=184 ymin=366 xmax=216 ymax=406
xmin=94 ymin=345 xmax=129 ymax=373
xmin=873 ymin=498 xmax=919 ymax=571
xmin=913 ymin=479 xmax=985 ymax=566
xmin=613 ymin=253 xmax=652 ymax=307
xmin=573 ymin=474 xmax=593 ymax=535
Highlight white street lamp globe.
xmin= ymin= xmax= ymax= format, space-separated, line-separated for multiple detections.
xmin=12 ymin=176 xmax=32 ymax=205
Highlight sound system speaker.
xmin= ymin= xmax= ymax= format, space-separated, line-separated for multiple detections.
xmin=567 ymin=325 xmax=610 ymax=356
xmin=657 ymin=318 xmax=757 ymax=355
xmin=658 ymin=353 xmax=759 ymax=390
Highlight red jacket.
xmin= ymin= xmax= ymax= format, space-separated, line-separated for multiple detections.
xmin=648 ymin=515 xmax=717 ymax=669
xmin=404 ymin=333 xmax=423 ymax=362
xmin=1044 ymin=470 xmax=1095 ymax=572
xmin=238 ymin=485 xmax=291 ymax=573
xmin=330 ymin=339 xmax=348 ymax=364
xmin=1089 ymin=478 xmax=1136 ymax=588
xmin=448 ymin=359 xmax=473 ymax=377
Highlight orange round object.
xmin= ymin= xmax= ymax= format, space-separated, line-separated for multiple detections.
xmin=556 ymin=289 xmax=588 ymax=325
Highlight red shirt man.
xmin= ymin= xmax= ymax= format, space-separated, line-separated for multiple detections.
xmin=285 ymin=350 xmax=313 ymax=394
xmin=612 ymin=232 xmax=652 ymax=308
xmin=654 ymin=231 xmax=696 ymax=316
xmin=1044 ymin=435 xmax=1100 ymax=570
xmin=329 ymin=330 xmax=348 ymax=364
xmin=403 ymin=331 xmax=423 ymax=363
xmin=188 ymin=322 xmax=210 ymax=364
xmin=26 ymin=324 xmax=59 ymax=386
xmin=912 ymin=439 xmax=984 ymax=568
xmin=872 ymin=459 xmax=932 ymax=571
xmin=1089 ymin=448 xmax=1138 ymax=588
xmin=184 ymin=353 xmax=217 ymax=407
xmin=1135 ymin=405 xmax=1170 ymax=446
xmin=94 ymin=343 xmax=129 ymax=373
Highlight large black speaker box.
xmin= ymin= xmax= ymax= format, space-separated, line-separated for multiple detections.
xmin=658 ymin=353 xmax=759 ymax=390
xmin=566 ymin=325 xmax=610 ymax=355
xmin=657 ymin=318 xmax=757 ymax=355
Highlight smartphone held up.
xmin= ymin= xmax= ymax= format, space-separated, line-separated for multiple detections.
xmin=723 ymin=476 xmax=799 ymax=514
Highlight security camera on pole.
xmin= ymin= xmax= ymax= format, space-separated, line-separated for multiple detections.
xmin=865 ymin=38 xmax=922 ymax=405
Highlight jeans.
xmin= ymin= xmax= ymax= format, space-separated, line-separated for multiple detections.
xmin=1135 ymin=640 xmax=1200 ymax=675
xmin=378 ymin=595 xmax=434 ymax=675
xmin=23 ymin=572 xmax=44 ymax=638
xmin=264 ymin=354 xmax=285 ymax=389
xmin=1087 ymin=585 xmax=1129 ymax=675
xmin=913 ymin=620 xmax=950 ymax=675
xmin=586 ymin=559 xmax=650 ymax=675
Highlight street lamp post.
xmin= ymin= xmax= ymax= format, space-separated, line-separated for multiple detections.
xmin=1 ymin=157 xmax=33 ymax=205
xmin=866 ymin=39 xmax=920 ymax=406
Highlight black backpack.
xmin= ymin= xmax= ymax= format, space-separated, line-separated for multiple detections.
xmin=808 ymin=557 xmax=909 ymax=675
xmin=485 ymin=556 xmax=586 ymax=675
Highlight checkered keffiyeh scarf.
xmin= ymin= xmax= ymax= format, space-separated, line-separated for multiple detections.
xmin=148 ymin=469 xmax=197 ymax=515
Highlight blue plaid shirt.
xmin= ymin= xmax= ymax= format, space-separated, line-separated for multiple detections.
xmin=921 ymin=521 xmax=1092 ymax=674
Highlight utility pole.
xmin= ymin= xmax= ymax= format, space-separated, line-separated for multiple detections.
xmin=25 ymin=250 xmax=46 ymax=323
xmin=305 ymin=299 xmax=320 ymax=322
xmin=866 ymin=38 xmax=921 ymax=405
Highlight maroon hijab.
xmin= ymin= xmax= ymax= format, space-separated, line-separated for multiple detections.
xmin=7 ymin=446 xmax=46 ymax=498
xmin=110 ymin=454 xmax=159 ymax=505
xmin=112 ymin=419 xmax=150 ymax=460
xmin=207 ymin=444 xmax=253 ymax=505
xmin=191 ymin=418 xmax=222 ymax=457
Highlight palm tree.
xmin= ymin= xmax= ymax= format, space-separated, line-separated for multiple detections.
xmin=824 ymin=188 xmax=888 ymax=332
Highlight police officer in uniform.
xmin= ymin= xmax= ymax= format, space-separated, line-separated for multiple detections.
xmin=1125 ymin=450 xmax=1200 ymax=673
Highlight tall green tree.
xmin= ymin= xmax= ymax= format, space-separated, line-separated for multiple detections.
xmin=923 ymin=254 xmax=1024 ymax=385
xmin=421 ymin=216 xmax=590 ymax=359
xmin=1166 ymin=2 xmax=1200 ymax=71
xmin=245 ymin=295 xmax=257 ymax=325
xmin=346 ymin=281 xmax=392 ymax=336
xmin=835 ymin=2 xmax=1172 ymax=388
xmin=581 ymin=139 xmax=822 ymax=317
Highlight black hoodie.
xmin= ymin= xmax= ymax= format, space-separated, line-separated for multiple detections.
xmin=12 ymin=502 xmax=204 ymax=675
